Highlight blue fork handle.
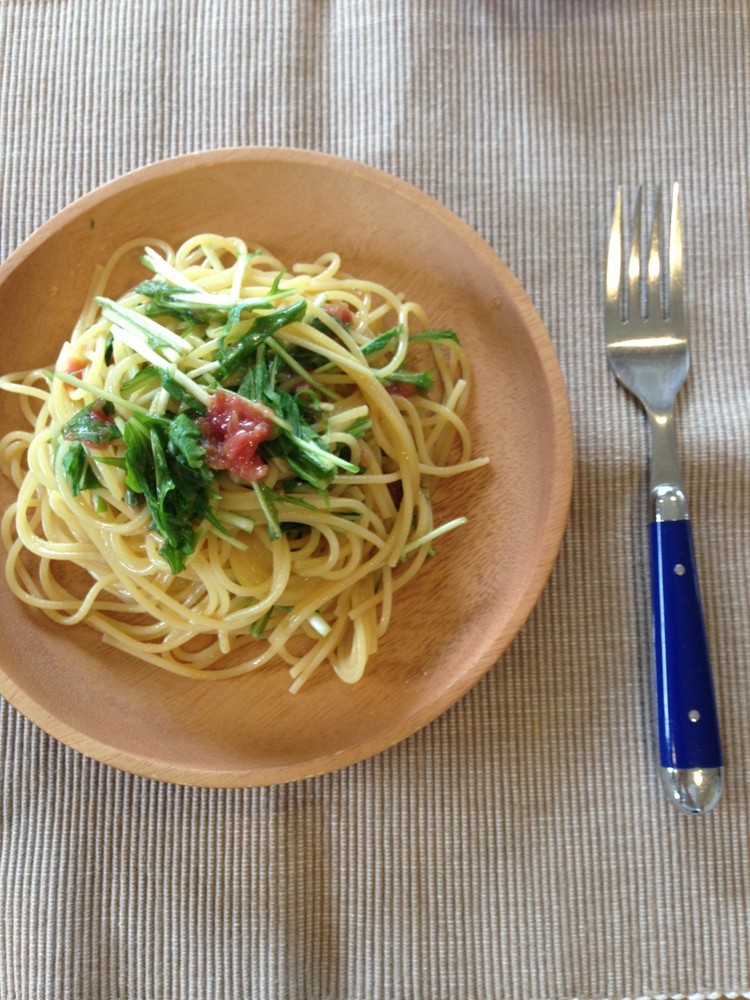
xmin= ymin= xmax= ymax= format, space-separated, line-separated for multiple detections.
xmin=649 ymin=519 xmax=722 ymax=778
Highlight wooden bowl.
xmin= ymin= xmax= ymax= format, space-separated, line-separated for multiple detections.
xmin=0 ymin=148 xmax=572 ymax=785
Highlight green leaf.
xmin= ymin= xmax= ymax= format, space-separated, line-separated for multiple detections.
xmin=252 ymin=481 xmax=282 ymax=540
xmin=249 ymin=605 xmax=275 ymax=638
xmin=61 ymin=399 xmax=123 ymax=445
xmin=97 ymin=297 xmax=191 ymax=354
xmin=218 ymin=299 xmax=307 ymax=379
xmin=361 ymin=326 xmax=402 ymax=355
xmin=362 ymin=327 xmax=459 ymax=355
xmin=266 ymin=336 xmax=333 ymax=400
xmin=123 ymin=364 xmax=204 ymax=409
xmin=408 ymin=329 xmax=459 ymax=345
xmin=135 ymin=277 xmax=288 ymax=326
xmin=123 ymin=412 xmax=214 ymax=573
xmin=250 ymin=482 xmax=317 ymax=541
xmin=61 ymin=442 xmax=102 ymax=496
xmin=159 ymin=369 xmax=207 ymax=412
xmin=123 ymin=413 xmax=157 ymax=495
xmin=150 ymin=428 xmax=174 ymax=512
xmin=386 ymin=369 xmax=435 ymax=392
xmin=274 ymin=492 xmax=316 ymax=512
xmin=248 ymin=603 xmax=294 ymax=639
xmin=237 ymin=349 xmax=359 ymax=489
xmin=122 ymin=365 xmax=160 ymax=397
xmin=167 ymin=413 xmax=207 ymax=469
xmin=136 ymin=280 xmax=209 ymax=323
xmin=344 ymin=416 xmax=372 ymax=438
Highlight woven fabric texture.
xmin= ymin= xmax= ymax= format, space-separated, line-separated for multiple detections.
xmin=1 ymin=2 xmax=749 ymax=998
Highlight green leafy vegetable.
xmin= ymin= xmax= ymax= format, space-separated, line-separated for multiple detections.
xmin=238 ymin=351 xmax=359 ymax=489
xmin=61 ymin=442 xmax=102 ymax=496
xmin=251 ymin=481 xmax=316 ymax=540
xmin=344 ymin=416 xmax=372 ymax=438
xmin=135 ymin=274 xmax=289 ymax=329
xmin=361 ymin=326 xmax=459 ymax=356
xmin=386 ymin=369 xmax=435 ymax=392
xmin=61 ymin=399 xmax=123 ymax=445
xmin=249 ymin=603 xmax=293 ymax=639
xmin=409 ymin=329 xmax=460 ymax=345
xmin=123 ymin=412 xmax=215 ymax=574
xmin=167 ymin=412 xmax=208 ymax=469
xmin=252 ymin=481 xmax=282 ymax=540
xmin=359 ymin=326 xmax=456 ymax=394
xmin=159 ymin=369 xmax=207 ymax=412
xmin=360 ymin=326 xmax=402 ymax=355
xmin=121 ymin=366 xmax=161 ymax=397
xmin=135 ymin=280 xmax=213 ymax=323
xmin=52 ymin=273 xmax=452 ymax=575
xmin=218 ymin=300 xmax=307 ymax=379
xmin=97 ymin=297 xmax=192 ymax=355
xmin=249 ymin=605 xmax=276 ymax=638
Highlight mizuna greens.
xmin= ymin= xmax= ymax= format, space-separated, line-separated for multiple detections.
xmin=0 ymin=236 xmax=488 ymax=688
xmin=53 ymin=253 xmax=458 ymax=574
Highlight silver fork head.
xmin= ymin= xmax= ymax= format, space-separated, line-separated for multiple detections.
xmin=605 ymin=183 xmax=687 ymax=415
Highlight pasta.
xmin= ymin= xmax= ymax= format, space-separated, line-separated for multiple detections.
xmin=0 ymin=235 xmax=488 ymax=690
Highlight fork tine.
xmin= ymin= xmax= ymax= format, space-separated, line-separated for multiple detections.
xmin=647 ymin=185 xmax=663 ymax=320
xmin=605 ymin=186 xmax=623 ymax=317
xmin=628 ymin=186 xmax=643 ymax=321
xmin=669 ymin=181 xmax=683 ymax=326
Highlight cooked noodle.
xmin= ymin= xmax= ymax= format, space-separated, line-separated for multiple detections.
xmin=0 ymin=235 xmax=488 ymax=690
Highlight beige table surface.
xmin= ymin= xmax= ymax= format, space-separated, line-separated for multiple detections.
xmin=1 ymin=2 xmax=749 ymax=999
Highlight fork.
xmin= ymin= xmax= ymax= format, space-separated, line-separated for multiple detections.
xmin=605 ymin=183 xmax=722 ymax=814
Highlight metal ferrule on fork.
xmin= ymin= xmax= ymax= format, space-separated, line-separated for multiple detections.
xmin=648 ymin=412 xmax=688 ymax=523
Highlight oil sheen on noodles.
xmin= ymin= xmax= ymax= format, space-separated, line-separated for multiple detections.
xmin=0 ymin=235 xmax=488 ymax=691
